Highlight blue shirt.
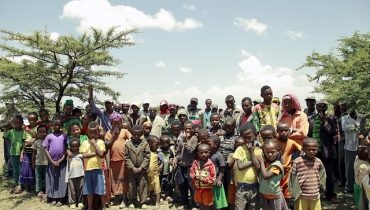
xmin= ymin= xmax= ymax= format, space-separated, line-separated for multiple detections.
xmin=89 ymin=100 xmax=118 ymax=133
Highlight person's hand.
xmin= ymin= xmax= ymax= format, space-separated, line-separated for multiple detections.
xmin=52 ymin=161 xmax=59 ymax=168
xmin=88 ymin=86 xmax=93 ymax=95
xmin=216 ymin=180 xmax=222 ymax=187
xmin=114 ymin=126 xmax=120 ymax=134
xmin=132 ymin=167 xmax=138 ymax=173
xmin=172 ymin=158 xmax=177 ymax=168
xmin=136 ymin=167 xmax=142 ymax=174
xmin=32 ymin=162 xmax=36 ymax=170
xmin=20 ymin=155 xmax=23 ymax=162
xmin=158 ymin=165 xmax=163 ymax=173
xmin=90 ymin=139 xmax=96 ymax=144
xmin=195 ymin=175 xmax=199 ymax=180
xmin=30 ymin=130 xmax=36 ymax=138
xmin=318 ymin=112 xmax=326 ymax=124
xmin=257 ymin=155 xmax=264 ymax=164
xmin=246 ymin=142 xmax=254 ymax=152
xmin=67 ymin=149 xmax=73 ymax=158
xmin=216 ymin=130 xmax=226 ymax=136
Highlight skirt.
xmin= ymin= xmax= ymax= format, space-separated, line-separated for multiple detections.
xmin=110 ymin=160 xmax=128 ymax=195
xmin=45 ymin=160 xmax=67 ymax=198
xmin=20 ymin=153 xmax=35 ymax=185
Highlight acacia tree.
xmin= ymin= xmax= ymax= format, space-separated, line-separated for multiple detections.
xmin=297 ymin=31 xmax=370 ymax=112
xmin=0 ymin=26 xmax=137 ymax=112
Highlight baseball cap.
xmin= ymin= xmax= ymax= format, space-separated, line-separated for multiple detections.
xmin=211 ymin=104 xmax=218 ymax=109
xmin=190 ymin=97 xmax=198 ymax=103
xmin=305 ymin=96 xmax=316 ymax=101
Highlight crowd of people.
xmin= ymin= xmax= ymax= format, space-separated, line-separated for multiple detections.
xmin=1 ymin=85 xmax=370 ymax=210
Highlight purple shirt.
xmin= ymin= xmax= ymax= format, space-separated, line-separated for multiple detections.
xmin=42 ymin=132 xmax=68 ymax=161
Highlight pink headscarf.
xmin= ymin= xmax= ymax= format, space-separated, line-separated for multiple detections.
xmin=110 ymin=113 xmax=122 ymax=122
xmin=278 ymin=93 xmax=301 ymax=121
xmin=159 ymin=100 xmax=169 ymax=115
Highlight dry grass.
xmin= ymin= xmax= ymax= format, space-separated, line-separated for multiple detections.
xmin=0 ymin=132 xmax=356 ymax=210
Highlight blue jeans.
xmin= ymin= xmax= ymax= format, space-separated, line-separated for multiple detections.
xmin=10 ymin=155 xmax=21 ymax=185
xmin=4 ymin=141 xmax=13 ymax=177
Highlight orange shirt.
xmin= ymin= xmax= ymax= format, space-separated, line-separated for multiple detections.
xmin=262 ymin=161 xmax=282 ymax=199
xmin=278 ymin=110 xmax=309 ymax=146
xmin=276 ymin=138 xmax=302 ymax=173
xmin=105 ymin=129 xmax=132 ymax=161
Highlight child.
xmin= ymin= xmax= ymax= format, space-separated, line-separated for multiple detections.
xmin=65 ymin=137 xmax=84 ymax=209
xmin=158 ymin=135 xmax=175 ymax=204
xmin=226 ymin=137 xmax=245 ymax=210
xmin=233 ymin=122 xmax=262 ymax=210
xmin=257 ymin=139 xmax=287 ymax=210
xmin=20 ymin=112 xmax=38 ymax=193
xmin=80 ymin=121 xmax=106 ymax=210
xmin=37 ymin=109 xmax=52 ymax=131
xmin=32 ymin=125 xmax=48 ymax=197
xmin=142 ymin=122 xmax=152 ymax=141
xmin=276 ymin=122 xmax=302 ymax=205
xmin=81 ymin=112 xmax=97 ymax=135
xmin=289 ymin=138 xmax=326 ymax=210
xmin=63 ymin=100 xmax=82 ymax=137
xmin=124 ymin=125 xmax=151 ymax=209
xmin=209 ymin=113 xmax=225 ymax=137
xmin=193 ymin=124 xmax=201 ymax=137
xmin=198 ymin=128 xmax=209 ymax=145
xmin=49 ymin=112 xmax=68 ymax=134
xmin=190 ymin=144 xmax=216 ymax=210
xmin=147 ymin=135 xmax=164 ymax=209
xmin=69 ymin=122 xmax=89 ymax=147
xmin=207 ymin=135 xmax=228 ymax=209
xmin=174 ymin=120 xmax=198 ymax=210
xmin=4 ymin=115 xmax=25 ymax=194
xmin=260 ymin=125 xmax=276 ymax=142
xmin=170 ymin=120 xmax=182 ymax=154
xmin=43 ymin=117 xmax=69 ymax=207
xmin=354 ymin=146 xmax=370 ymax=208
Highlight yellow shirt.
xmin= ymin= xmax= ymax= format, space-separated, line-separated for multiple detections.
xmin=80 ymin=139 xmax=106 ymax=171
xmin=148 ymin=151 xmax=159 ymax=176
xmin=233 ymin=145 xmax=262 ymax=184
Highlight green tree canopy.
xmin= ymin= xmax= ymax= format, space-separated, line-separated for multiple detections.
xmin=298 ymin=31 xmax=370 ymax=113
xmin=0 ymin=26 xmax=138 ymax=112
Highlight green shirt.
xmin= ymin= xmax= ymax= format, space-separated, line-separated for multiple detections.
xmin=4 ymin=129 xmax=25 ymax=156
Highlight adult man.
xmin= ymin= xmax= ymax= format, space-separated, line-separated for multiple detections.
xmin=204 ymin=99 xmax=212 ymax=129
xmin=147 ymin=106 xmax=163 ymax=138
xmin=161 ymin=104 xmax=178 ymax=136
xmin=88 ymin=86 xmax=118 ymax=133
xmin=113 ymin=103 xmax=122 ymax=114
xmin=141 ymin=101 xmax=150 ymax=117
xmin=220 ymin=95 xmax=243 ymax=123
xmin=307 ymin=99 xmax=338 ymax=203
xmin=211 ymin=104 xmax=218 ymax=113
xmin=187 ymin=97 xmax=205 ymax=128
xmin=121 ymin=102 xmax=130 ymax=116
xmin=128 ymin=102 xmax=147 ymax=126
xmin=304 ymin=96 xmax=317 ymax=117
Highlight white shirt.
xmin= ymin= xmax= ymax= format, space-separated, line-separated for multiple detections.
xmin=341 ymin=114 xmax=363 ymax=151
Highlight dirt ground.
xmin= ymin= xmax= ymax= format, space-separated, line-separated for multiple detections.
xmin=0 ymin=132 xmax=356 ymax=210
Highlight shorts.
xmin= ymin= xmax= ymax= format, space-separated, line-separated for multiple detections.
xmin=83 ymin=169 xmax=106 ymax=195
xmin=148 ymin=175 xmax=161 ymax=194
xmin=294 ymin=197 xmax=321 ymax=210
xmin=195 ymin=188 xmax=213 ymax=206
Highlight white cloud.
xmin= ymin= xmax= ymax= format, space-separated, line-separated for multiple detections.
xmin=234 ymin=18 xmax=267 ymax=35
xmin=174 ymin=82 xmax=181 ymax=85
xmin=179 ymin=67 xmax=193 ymax=73
xmin=155 ymin=61 xmax=166 ymax=68
xmin=60 ymin=0 xmax=203 ymax=33
xmin=240 ymin=49 xmax=252 ymax=57
xmin=284 ymin=30 xmax=305 ymax=40
xmin=183 ymin=4 xmax=197 ymax=11
xmin=50 ymin=32 xmax=60 ymax=41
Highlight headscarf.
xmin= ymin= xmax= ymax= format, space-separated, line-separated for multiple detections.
xmin=130 ymin=102 xmax=141 ymax=110
xmin=142 ymin=121 xmax=152 ymax=128
xmin=159 ymin=100 xmax=169 ymax=115
xmin=177 ymin=109 xmax=188 ymax=118
xmin=63 ymin=99 xmax=74 ymax=108
xmin=278 ymin=93 xmax=301 ymax=121
xmin=110 ymin=113 xmax=122 ymax=122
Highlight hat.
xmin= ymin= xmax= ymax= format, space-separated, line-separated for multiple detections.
xmin=272 ymin=97 xmax=280 ymax=103
xmin=177 ymin=109 xmax=189 ymax=118
xmin=317 ymin=99 xmax=328 ymax=105
xmin=142 ymin=100 xmax=150 ymax=105
xmin=169 ymin=104 xmax=177 ymax=109
xmin=190 ymin=97 xmax=198 ymax=103
xmin=130 ymin=102 xmax=141 ymax=109
xmin=211 ymin=104 xmax=218 ymax=109
xmin=305 ymin=96 xmax=316 ymax=101
xmin=104 ymin=98 xmax=114 ymax=103
xmin=160 ymin=101 xmax=167 ymax=106
xmin=122 ymin=101 xmax=130 ymax=105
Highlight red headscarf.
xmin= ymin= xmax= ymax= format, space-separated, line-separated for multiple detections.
xmin=159 ymin=100 xmax=169 ymax=115
xmin=278 ymin=93 xmax=301 ymax=121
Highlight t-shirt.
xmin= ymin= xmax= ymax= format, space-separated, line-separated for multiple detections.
xmin=68 ymin=135 xmax=89 ymax=148
xmin=42 ymin=132 xmax=68 ymax=161
xmin=80 ymin=139 xmax=106 ymax=170
xmin=31 ymin=139 xmax=48 ymax=165
xmin=65 ymin=153 xmax=84 ymax=182
xmin=188 ymin=109 xmax=201 ymax=125
xmin=4 ymin=129 xmax=25 ymax=156
xmin=233 ymin=145 xmax=262 ymax=184
xmin=253 ymin=103 xmax=280 ymax=130
xmin=159 ymin=148 xmax=174 ymax=175
xmin=23 ymin=126 xmax=39 ymax=154
xmin=105 ymin=129 xmax=131 ymax=161
xmin=210 ymin=151 xmax=226 ymax=185
xmin=276 ymin=138 xmax=302 ymax=173
xmin=261 ymin=161 xmax=282 ymax=199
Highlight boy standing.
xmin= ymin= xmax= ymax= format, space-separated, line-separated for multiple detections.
xmin=253 ymin=85 xmax=280 ymax=131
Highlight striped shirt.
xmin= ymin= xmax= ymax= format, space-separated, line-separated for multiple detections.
xmin=291 ymin=157 xmax=323 ymax=200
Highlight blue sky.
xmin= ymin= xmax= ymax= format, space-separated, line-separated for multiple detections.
xmin=0 ymin=0 xmax=369 ymax=109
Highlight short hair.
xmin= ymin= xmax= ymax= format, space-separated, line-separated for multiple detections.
xmin=235 ymin=136 xmax=244 ymax=143
xmin=28 ymin=112 xmax=38 ymax=118
xmin=39 ymin=109 xmax=49 ymax=114
xmin=198 ymin=143 xmax=209 ymax=151
xmin=52 ymin=116 xmax=61 ymax=123
xmin=225 ymin=95 xmax=234 ymax=100
xmin=148 ymin=135 xmax=159 ymax=144
xmin=69 ymin=137 xmax=80 ymax=146
xmin=260 ymin=125 xmax=276 ymax=136
xmin=224 ymin=117 xmax=236 ymax=125
xmin=14 ymin=115 xmax=23 ymax=122
xmin=86 ymin=112 xmax=98 ymax=121
xmin=205 ymin=99 xmax=212 ymax=102
xmin=210 ymin=113 xmax=221 ymax=119
xmin=69 ymin=122 xmax=81 ymax=129
xmin=303 ymin=138 xmax=318 ymax=147
xmin=357 ymin=146 xmax=369 ymax=160
xmin=88 ymin=121 xmax=99 ymax=128
xmin=132 ymin=125 xmax=143 ymax=131
xmin=262 ymin=139 xmax=282 ymax=163
xmin=160 ymin=135 xmax=170 ymax=141
xmin=184 ymin=120 xmax=193 ymax=127
xmin=241 ymin=97 xmax=252 ymax=104
xmin=239 ymin=122 xmax=256 ymax=134
xmin=210 ymin=135 xmax=221 ymax=146
xmin=277 ymin=121 xmax=289 ymax=128
xmin=193 ymin=124 xmax=201 ymax=130
xmin=171 ymin=120 xmax=181 ymax=127
xmin=72 ymin=108 xmax=82 ymax=115
xmin=37 ymin=125 xmax=47 ymax=131
xmin=198 ymin=128 xmax=209 ymax=136
xmin=261 ymin=85 xmax=271 ymax=93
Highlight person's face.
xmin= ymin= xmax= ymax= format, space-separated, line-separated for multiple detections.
xmin=132 ymin=130 xmax=142 ymax=141
xmin=260 ymin=88 xmax=273 ymax=104
xmin=85 ymin=105 xmax=91 ymax=113
xmin=88 ymin=126 xmax=99 ymax=139
xmin=160 ymin=137 xmax=170 ymax=150
xmin=207 ymin=138 xmax=217 ymax=152
xmin=52 ymin=120 xmax=62 ymax=132
xmin=161 ymin=104 xmax=168 ymax=111
xmin=143 ymin=103 xmax=149 ymax=110
xmin=113 ymin=104 xmax=121 ymax=112
xmin=83 ymin=115 xmax=90 ymax=126
xmin=39 ymin=111 xmax=49 ymax=122
xmin=277 ymin=124 xmax=290 ymax=141
xmin=58 ymin=113 xmax=66 ymax=124
xmin=211 ymin=108 xmax=218 ymax=113
xmin=169 ymin=108 xmax=176 ymax=117
xmin=63 ymin=105 xmax=73 ymax=115
xmin=121 ymin=122 xmax=129 ymax=130
xmin=193 ymin=128 xmax=200 ymax=136
xmin=199 ymin=134 xmax=208 ymax=144
xmin=303 ymin=142 xmax=318 ymax=159
xmin=111 ymin=120 xmax=122 ymax=130
xmin=210 ymin=115 xmax=220 ymax=127
xmin=149 ymin=107 xmax=157 ymax=117
xmin=242 ymin=101 xmax=252 ymax=114
xmin=70 ymin=125 xmax=81 ymax=137
xmin=234 ymin=139 xmax=245 ymax=150
xmin=37 ymin=127 xmax=47 ymax=140
xmin=149 ymin=139 xmax=159 ymax=151
xmin=143 ymin=124 xmax=152 ymax=135
xmin=261 ymin=130 xmax=274 ymax=141
xmin=28 ymin=114 xmax=38 ymax=128
xmin=306 ymin=100 xmax=316 ymax=109
xmin=13 ymin=119 xmax=23 ymax=130
xmin=122 ymin=104 xmax=130 ymax=113
xmin=240 ymin=129 xmax=256 ymax=144
xmin=205 ymin=100 xmax=212 ymax=109
xmin=184 ymin=123 xmax=194 ymax=137
xmin=171 ymin=125 xmax=180 ymax=136
xmin=105 ymin=102 xmax=113 ymax=111
xmin=70 ymin=141 xmax=80 ymax=153
xmin=283 ymin=99 xmax=293 ymax=112
xmin=340 ymin=105 xmax=347 ymax=114
xmin=197 ymin=146 xmax=210 ymax=161
xmin=190 ymin=101 xmax=197 ymax=109
xmin=179 ymin=114 xmax=187 ymax=123
xmin=225 ymin=97 xmax=235 ymax=109
xmin=263 ymin=143 xmax=278 ymax=162
xmin=131 ymin=105 xmax=139 ymax=114
xmin=224 ymin=122 xmax=236 ymax=134
xmin=316 ymin=103 xmax=328 ymax=114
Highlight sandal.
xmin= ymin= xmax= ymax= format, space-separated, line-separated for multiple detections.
xmin=50 ymin=201 xmax=57 ymax=206
xmin=13 ymin=185 xmax=22 ymax=194
xmin=55 ymin=202 xmax=63 ymax=207
xmin=166 ymin=196 xmax=173 ymax=203
xmin=159 ymin=198 xmax=164 ymax=205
